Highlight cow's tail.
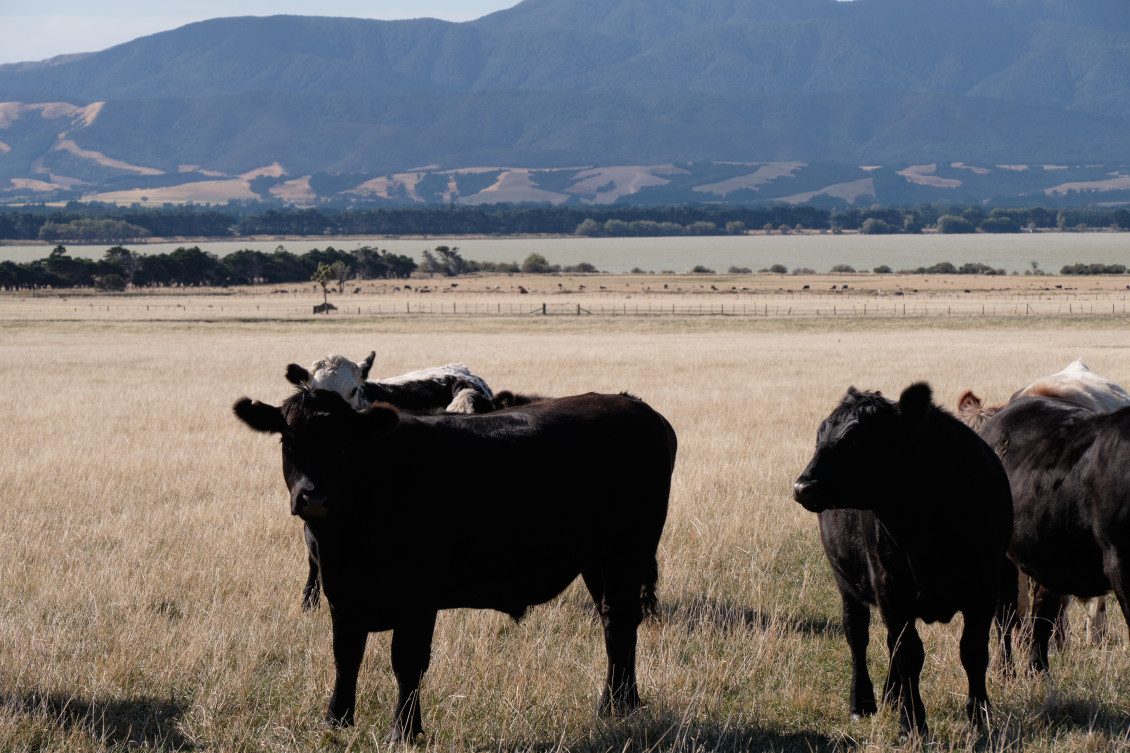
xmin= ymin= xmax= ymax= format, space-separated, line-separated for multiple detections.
xmin=640 ymin=555 xmax=660 ymax=620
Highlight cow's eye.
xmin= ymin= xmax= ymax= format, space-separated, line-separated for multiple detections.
xmin=349 ymin=388 xmax=358 ymax=398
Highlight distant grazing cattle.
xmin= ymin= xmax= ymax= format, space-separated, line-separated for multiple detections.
xmin=313 ymin=302 xmax=337 ymax=314
xmin=793 ymin=384 xmax=1014 ymax=738
xmin=234 ymin=389 xmax=676 ymax=739
xmin=957 ymin=360 xmax=1129 ymax=645
xmin=978 ymin=396 xmax=1130 ymax=671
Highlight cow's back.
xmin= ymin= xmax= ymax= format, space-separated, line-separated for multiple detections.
xmin=314 ymin=392 xmax=675 ymax=621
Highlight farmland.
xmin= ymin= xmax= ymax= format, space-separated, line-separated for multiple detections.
xmin=2 ymin=279 xmax=1129 ymax=751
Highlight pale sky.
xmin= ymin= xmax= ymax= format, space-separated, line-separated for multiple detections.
xmin=0 ymin=1 xmax=522 ymax=65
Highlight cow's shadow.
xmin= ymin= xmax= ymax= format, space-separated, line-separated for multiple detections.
xmin=507 ymin=710 xmax=838 ymax=753
xmin=655 ymin=596 xmax=841 ymax=638
xmin=0 ymin=690 xmax=192 ymax=749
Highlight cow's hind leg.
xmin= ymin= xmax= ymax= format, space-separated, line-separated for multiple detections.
xmin=959 ymin=606 xmax=994 ymax=727
xmin=994 ymin=557 xmax=1019 ymax=672
xmin=387 ymin=610 xmax=438 ymax=744
xmin=582 ymin=567 xmax=604 ymax=619
xmin=596 ymin=565 xmax=644 ymax=717
xmin=1029 ymin=583 xmax=1061 ymax=672
xmin=1101 ymin=545 xmax=1130 ymax=647
xmin=1084 ymin=597 xmax=1107 ymax=644
xmin=841 ymin=594 xmax=876 ymax=719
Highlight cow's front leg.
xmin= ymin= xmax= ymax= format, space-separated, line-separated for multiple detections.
xmin=327 ymin=611 xmax=368 ymax=727
xmin=841 ymin=595 xmax=876 ymax=719
xmin=959 ymin=606 xmax=993 ymax=727
xmin=302 ymin=525 xmax=321 ymax=611
xmin=885 ymin=617 xmax=927 ymax=739
xmin=387 ymin=610 xmax=438 ymax=744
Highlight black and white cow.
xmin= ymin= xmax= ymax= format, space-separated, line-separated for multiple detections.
xmin=288 ymin=352 xmax=494 ymax=414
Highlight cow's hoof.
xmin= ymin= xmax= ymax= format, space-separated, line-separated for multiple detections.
xmin=851 ymin=699 xmax=878 ymax=720
xmin=596 ymin=691 xmax=642 ymax=718
xmin=325 ymin=709 xmax=354 ymax=728
xmin=897 ymin=719 xmax=929 ymax=745
xmin=384 ymin=724 xmax=422 ymax=745
xmin=966 ymin=697 xmax=991 ymax=728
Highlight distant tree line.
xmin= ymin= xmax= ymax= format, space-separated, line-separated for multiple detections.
xmin=2 ymin=203 xmax=1128 ymax=241
xmin=0 ymin=244 xmax=416 ymax=290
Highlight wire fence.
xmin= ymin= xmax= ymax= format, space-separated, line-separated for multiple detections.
xmin=4 ymin=294 xmax=1129 ymax=321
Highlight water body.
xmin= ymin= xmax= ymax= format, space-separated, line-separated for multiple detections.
xmin=2 ymin=232 xmax=1127 ymax=275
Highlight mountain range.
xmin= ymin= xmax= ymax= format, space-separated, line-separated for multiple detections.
xmin=1 ymin=0 xmax=1128 ymax=207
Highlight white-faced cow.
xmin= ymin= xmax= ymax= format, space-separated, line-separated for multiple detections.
xmin=978 ymin=395 xmax=1130 ymax=672
xmin=234 ymin=388 xmax=676 ymax=740
xmin=958 ymin=359 xmax=1130 ymax=649
xmin=794 ymin=383 xmax=1014 ymax=739
xmin=287 ymin=351 xmax=495 ymax=413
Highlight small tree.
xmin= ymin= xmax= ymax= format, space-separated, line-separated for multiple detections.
xmin=331 ymin=260 xmax=351 ymax=293
xmin=312 ymin=262 xmax=334 ymax=306
xmin=521 ymin=253 xmax=559 ymax=274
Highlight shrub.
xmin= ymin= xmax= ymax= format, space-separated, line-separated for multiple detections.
xmin=727 ymin=266 xmax=752 ymax=274
xmin=688 ymin=265 xmax=715 ymax=274
xmin=873 ymin=265 xmax=892 ymax=274
xmin=860 ymin=218 xmax=893 ymax=235
xmin=791 ymin=267 xmax=816 ymax=275
xmin=521 ymin=253 xmax=560 ymax=274
xmin=768 ymin=263 xmax=788 ymax=274
xmin=830 ymin=264 xmax=856 ymax=273
xmin=562 ymin=262 xmax=598 ymax=274
xmin=980 ymin=217 xmax=1021 ymax=233
xmin=1061 ymin=263 xmax=1128 ymax=275
xmin=94 ymin=274 xmax=126 ymax=291
xmin=937 ymin=215 xmax=976 ymax=234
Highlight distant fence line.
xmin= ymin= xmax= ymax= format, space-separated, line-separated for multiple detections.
xmin=8 ymin=298 xmax=1130 ymax=320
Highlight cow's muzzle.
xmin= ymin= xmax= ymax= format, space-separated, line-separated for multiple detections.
xmin=292 ymin=489 xmax=330 ymax=518
xmin=792 ymin=479 xmax=825 ymax=512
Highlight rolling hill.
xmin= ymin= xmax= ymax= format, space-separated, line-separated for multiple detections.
xmin=0 ymin=0 xmax=1128 ymax=206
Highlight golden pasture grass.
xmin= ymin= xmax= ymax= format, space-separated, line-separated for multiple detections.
xmin=1 ymin=300 xmax=1129 ymax=751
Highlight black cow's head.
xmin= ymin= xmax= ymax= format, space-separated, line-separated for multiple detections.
xmin=793 ymin=383 xmax=933 ymax=512
xmin=234 ymin=388 xmax=398 ymax=519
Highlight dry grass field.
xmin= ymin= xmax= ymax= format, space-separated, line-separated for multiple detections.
xmin=2 ymin=278 xmax=1130 ymax=752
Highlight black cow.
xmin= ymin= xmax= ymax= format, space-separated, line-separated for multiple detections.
xmin=793 ymin=383 xmax=1014 ymax=738
xmin=978 ymin=396 xmax=1130 ymax=671
xmin=234 ymin=389 xmax=676 ymax=740
xmin=285 ymin=359 xmax=496 ymax=610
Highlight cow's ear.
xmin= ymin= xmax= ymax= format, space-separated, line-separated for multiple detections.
xmin=898 ymin=382 xmax=933 ymax=420
xmin=451 ymin=378 xmax=473 ymax=396
xmin=234 ymin=398 xmax=288 ymax=434
xmin=359 ymin=351 xmax=376 ymax=380
xmin=285 ymin=363 xmax=310 ymax=386
xmin=958 ymin=390 xmax=982 ymax=412
xmin=361 ymin=402 xmax=400 ymax=437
